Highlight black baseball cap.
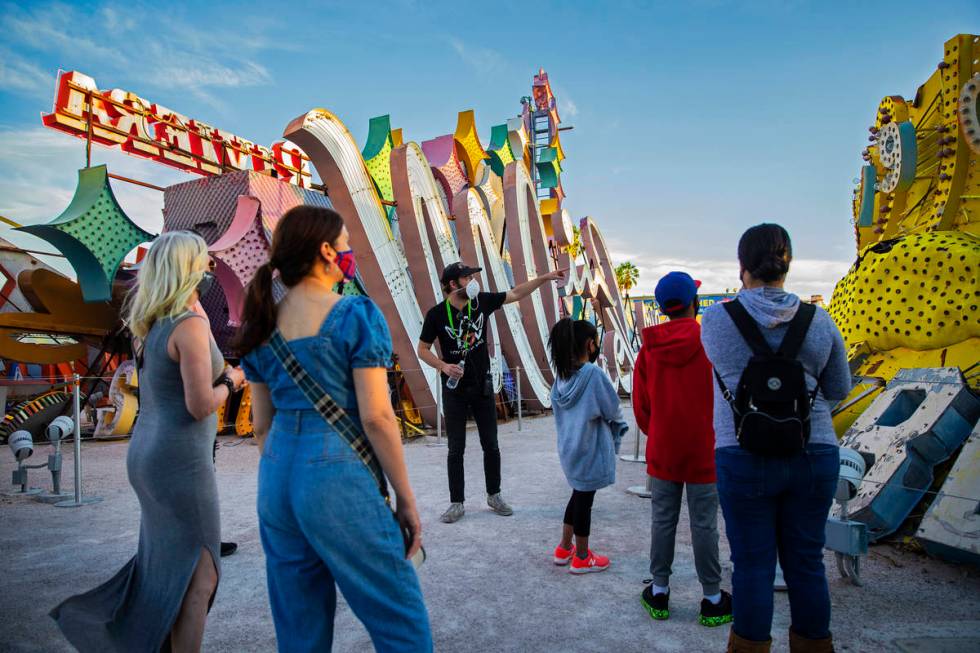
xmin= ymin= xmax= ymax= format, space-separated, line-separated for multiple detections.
xmin=441 ymin=262 xmax=482 ymax=284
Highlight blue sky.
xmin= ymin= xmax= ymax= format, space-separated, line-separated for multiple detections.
xmin=1 ymin=0 xmax=977 ymax=299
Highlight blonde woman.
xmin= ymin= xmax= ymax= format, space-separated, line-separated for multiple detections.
xmin=51 ymin=231 xmax=245 ymax=652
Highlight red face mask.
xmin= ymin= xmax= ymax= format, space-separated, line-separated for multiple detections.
xmin=334 ymin=249 xmax=357 ymax=281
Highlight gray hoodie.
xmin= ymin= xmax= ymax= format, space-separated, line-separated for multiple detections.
xmin=700 ymin=287 xmax=852 ymax=449
xmin=551 ymin=363 xmax=630 ymax=491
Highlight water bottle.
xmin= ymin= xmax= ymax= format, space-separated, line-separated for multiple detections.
xmin=446 ymin=359 xmax=465 ymax=390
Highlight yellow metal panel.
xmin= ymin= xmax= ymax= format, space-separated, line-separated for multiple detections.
xmin=831 ymin=35 xmax=980 ymax=427
xmin=236 ymin=384 xmax=254 ymax=437
xmin=453 ymin=110 xmax=488 ymax=185
xmin=832 ymin=338 xmax=980 ymax=436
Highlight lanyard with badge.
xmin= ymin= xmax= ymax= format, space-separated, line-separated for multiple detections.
xmin=445 ymin=298 xmax=474 ymax=357
xmin=445 ymin=299 xmax=474 ymax=390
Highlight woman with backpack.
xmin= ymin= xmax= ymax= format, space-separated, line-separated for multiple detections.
xmin=701 ymin=224 xmax=850 ymax=653
xmin=548 ymin=318 xmax=629 ymax=574
xmin=236 ymin=206 xmax=431 ymax=652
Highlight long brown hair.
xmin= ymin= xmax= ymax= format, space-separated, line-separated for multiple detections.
xmin=234 ymin=205 xmax=345 ymax=355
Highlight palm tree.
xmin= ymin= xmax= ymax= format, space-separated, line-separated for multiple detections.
xmin=615 ymin=261 xmax=639 ymax=298
xmin=566 ymin=225 xmax=583 ymax=262
xmin=615 ymin=261 xmax=641 ymax=348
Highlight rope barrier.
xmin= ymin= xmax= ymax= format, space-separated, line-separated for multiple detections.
xmin=10 ymin=370 xmax=975 ymax=505
xmin=0 ymin=375 xmax=119 ymax=383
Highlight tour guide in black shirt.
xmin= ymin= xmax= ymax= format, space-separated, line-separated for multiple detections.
xmin=418 ymin=261 xmax=565 ymax=523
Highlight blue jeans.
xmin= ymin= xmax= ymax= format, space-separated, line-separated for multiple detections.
xmin=258 ymin=410 xmax=432 ymax=653
xmin=715 ymin=444 xmax=839 ymax=642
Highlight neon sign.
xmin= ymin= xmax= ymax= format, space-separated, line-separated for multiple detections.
xmin=42 ymin=71 xmax=312 ymax=187
xmin=29 ymin=67 xmax=638 ymax=422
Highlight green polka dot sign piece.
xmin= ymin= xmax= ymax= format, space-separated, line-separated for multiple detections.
xmin=17 ymin=165 xmax=154 ymax=303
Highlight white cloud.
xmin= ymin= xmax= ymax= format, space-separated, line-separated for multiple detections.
xmin=2 ymin=7 xmax=122 ymax=62
xmin=0 ymin=48 xmax=54 ymax=97
xmin=0 ymin=2 xmax=281 ymax=107
xmin=554 ymin=86 xmax=579 ymax=118
xmin=449 ymin=38 xmax=507 ymax=77
xmin=141 ymin=45 xmax=272 ymax=91
xmin=0 ymin=127 xmax=199 ymax=276
xmin=607 ymin=244 xmax=852 ymax=303
xmin=561 ymin=97 xmax=579 ymax=118
xmin=99 ymin=5 xmax=137 ymax=32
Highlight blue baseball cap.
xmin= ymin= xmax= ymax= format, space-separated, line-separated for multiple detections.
xmin=655 ymin=271 xmax=701 ymax=314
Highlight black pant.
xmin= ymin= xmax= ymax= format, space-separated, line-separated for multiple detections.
xmin=563 ymin=489 xmax=597 ymax=537
xmin=443 ymin=382 xmax=501 ymax=503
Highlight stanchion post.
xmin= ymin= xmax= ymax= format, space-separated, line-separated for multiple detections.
xmin=625 ymin=388 xmax=651 ymax=496
xmin=620 ymin=388 xmax=646 ymax=463
xmin=436 ymin=379 xmax=442 ymax=443
xmin=72 ymin=373 xmax=81 ymax=503
xmin=626 ymin=474 xmax=652 ymax=498
xmin=55 ymin=373 xmax=102 ymax=507
xmin=428 ymin=375 xmax=446 ymax=448
xmin=516 ymin=367 xmax=522 ymax=432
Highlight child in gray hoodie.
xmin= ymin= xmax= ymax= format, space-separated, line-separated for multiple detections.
xmin=548 ymin=318 xmax=629 ymax=574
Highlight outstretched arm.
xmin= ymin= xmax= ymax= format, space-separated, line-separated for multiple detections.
xmin=504 ymin=268 xmax=566 ymax=304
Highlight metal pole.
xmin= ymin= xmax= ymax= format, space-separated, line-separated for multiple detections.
xmin=516 ymin=367 xmax=522 ymax=432
xmin=72 ymin=373 xmax=81 ymax=503
xmin=626 ymin=387 xmax=651 ymax=495
xmin=428 ymin=375 xmax=445 ymax=448
xmin=56 ymin=373 xmax=102 ymax=507
xmin=626 ymin=474 xmax=652 ymax=498
xmin=632 ymin=422 xmax=641 ymax=458
xmin=620 ymin=390 xmax=646 ymax=463
xmin=85 ymin=93 xmax=93 ymax=168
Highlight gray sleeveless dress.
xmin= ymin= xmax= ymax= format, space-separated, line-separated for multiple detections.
xmin=51 ymin=313 xmax=224 ymax=652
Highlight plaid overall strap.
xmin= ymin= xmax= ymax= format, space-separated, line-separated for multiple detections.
xmin=268 ymin=331 xmax=389 ymax=500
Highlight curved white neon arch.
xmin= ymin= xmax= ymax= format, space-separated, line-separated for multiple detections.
xmin=281 ymin=108 xmax=631 ymax=419
xmin=503 ymin=161 xmax=560 ymax=384
xmin=283 ymin=109 xmax=439 ymax=422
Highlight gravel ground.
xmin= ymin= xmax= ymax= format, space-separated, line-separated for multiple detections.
xmin=2 ymin=407 xmax=979 ymax=652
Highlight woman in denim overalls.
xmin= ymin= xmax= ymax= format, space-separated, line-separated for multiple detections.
xmin=237 ymin=206 xmax=432 ymax=652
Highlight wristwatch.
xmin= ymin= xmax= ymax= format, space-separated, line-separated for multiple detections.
xmin=214 ymin=373 xmax=236 ymax=394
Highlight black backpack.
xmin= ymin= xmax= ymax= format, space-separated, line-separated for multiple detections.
xmin=714 ymin=299 xmax=817 ymax=457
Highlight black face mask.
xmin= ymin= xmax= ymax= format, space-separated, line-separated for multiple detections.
xmin=197 ymin=271 xmax=216 ymax=298
xmin=588 ymin=339 xmax=601 ymax=363
xmin=693 ymin=295 xmax=700 ymax=318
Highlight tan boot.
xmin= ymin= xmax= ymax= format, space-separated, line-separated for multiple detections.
xmin=727 ymin=628 xmax=772 ymax=652
xmin=788 ymin=628 xmax=834 ymax=652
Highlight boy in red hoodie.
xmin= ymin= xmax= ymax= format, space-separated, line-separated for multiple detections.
xmin=634 ymin=271 xmax=732 ymax=627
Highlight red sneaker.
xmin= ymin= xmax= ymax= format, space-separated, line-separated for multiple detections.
xmin=553 ymin=544 xmax=575 ymax=565
xmin=569 ymin=550 xmax=610 ymax=574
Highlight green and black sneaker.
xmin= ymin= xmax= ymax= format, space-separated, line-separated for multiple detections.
xmin=640 ymin=585 xmax=669 ymax=621
xmin=698 ymin=590 xmax=734 ymax=627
